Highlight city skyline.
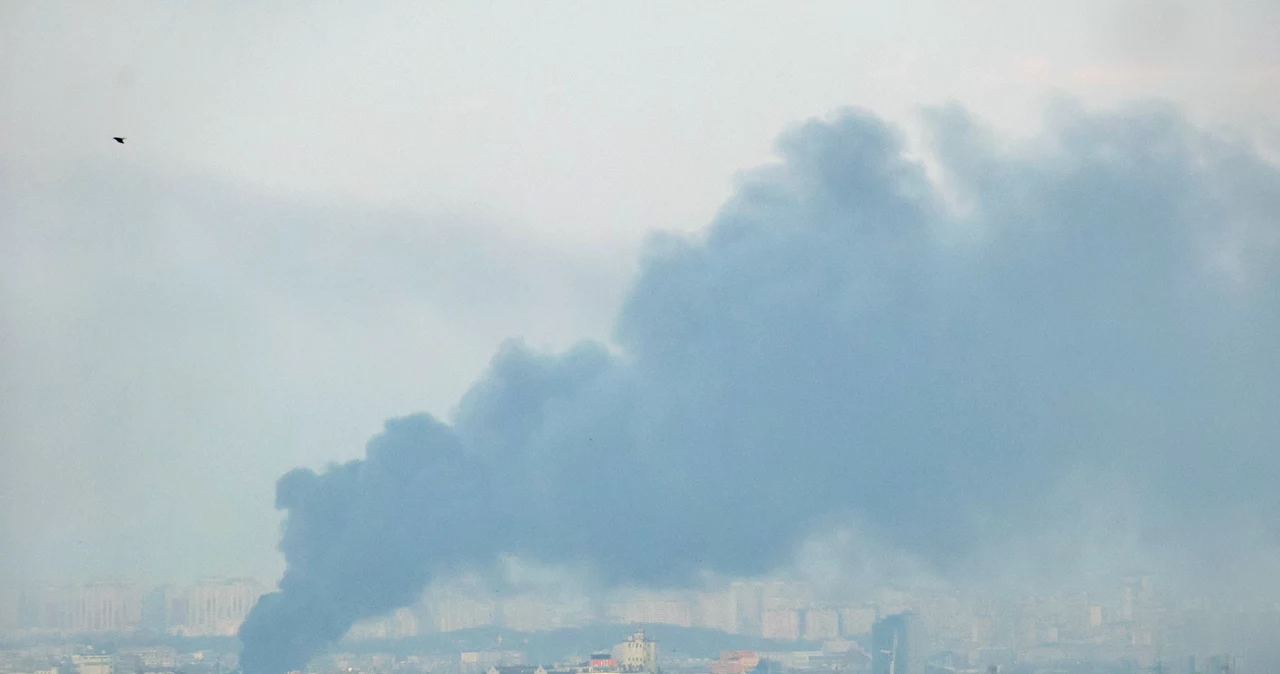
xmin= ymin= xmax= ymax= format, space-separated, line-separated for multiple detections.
xmin=3 ymin=573 xmax=1274 ymax=674
xmin=4 ymin=573 xmax=1268 ymax=645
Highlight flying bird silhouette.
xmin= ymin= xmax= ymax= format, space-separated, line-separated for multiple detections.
xmin=113 ymin=137 xmax=125 ymax=144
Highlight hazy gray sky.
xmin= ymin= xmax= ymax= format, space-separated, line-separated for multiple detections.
xmin=2 ymin=1 xmax=1279 ymax=587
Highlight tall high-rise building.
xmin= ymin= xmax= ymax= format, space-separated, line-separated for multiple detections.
xmin=803 ymin=609 xmax=840 ymax=641
xmin=76 ymin=584 xmax=141 ymax=632
xmin=140 ymin=585 xmax=170 ymax=632
xmin=761 ymin=581 xmax=811 ymax=612
xmin=841 ymin=607 xmax=877 ymax=637
xmin=695 ymin=591 xmax=740 ymax=634
xmin=732 ymin=582 xmax=764 ymax=636
xmin=607 ymin=595 xmax=692 ymax=627
xmin=172 ymin=579 xmax=267 ymax=636
xmin=871 ymin=613 xmax=926 ymax=674
xmin=15 ymin=584 xmax=142 ymax=632
xmin=761 ymin=609 xmax=800 ymax=641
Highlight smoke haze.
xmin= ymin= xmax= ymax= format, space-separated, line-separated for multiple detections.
xmin=239 ymin=102 xmax=1280 ymax=673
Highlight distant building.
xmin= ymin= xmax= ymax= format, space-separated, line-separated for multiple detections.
xmin=804 ymin=610 xmax=840 ymax=641
xmin=710 ymin=651 xmax=760 ymax=674
xmin=78 ymin=584 xmax=141 ymax=632
xmin=119 ymin=646 xmax=178 ymax=669
xmin=871 ymin=613 xmax=925 ymax=674
xmin=487 ymin=666 xmax=547 ymax=674
xmin=17 ymin=585 xmax=142 ymax=632
xmin=762 ymin=610 xmax=801 ymax=641
xmin=462 ymin=651 xmax=527 ymax=674
xmin=74 ymin=655 xmax=114 ymax=674
xmin=608 ymin=596 xmax=691 ymax=627
xmin=591 ymin=654 xmax=618 ymax=669
xmin=140 ymin=586 xmax=170 ymax=632
xmin=841 ymin=607 xmax=877 ymax=637
xmin=170 ymin=579 xmax=266 ymax=636
xmin=612 ymin=629 xmax=659 ymax=673
xmin=761 ymin=581 xmax=812 ymax=612
xmin=757 ymin=651 xmax=824 ymax=670
xmin=1202 ymin=655 xmax=1237 ymax=674
xmin=732 ymin=582 xmax=765 ymax=636
xmin=696 ymin=592 xmax=740 ymax=634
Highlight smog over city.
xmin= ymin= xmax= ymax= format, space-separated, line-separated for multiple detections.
xmin=3 ymin=4 xmax=1280 ymax=674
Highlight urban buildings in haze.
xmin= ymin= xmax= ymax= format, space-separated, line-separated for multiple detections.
xmin=612 ymin=629 xmax=659 ymax=673
xmin=0 ymin=573 xmax=1274 ymax=674
xmin=8 ymin=579 xmax=266 ymax=636
xmin=871 ymin=613 xmax=925 ymax=674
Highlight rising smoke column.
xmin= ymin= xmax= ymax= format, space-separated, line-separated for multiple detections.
xmin=238 ymin=415 xmax=499 ymax=674
xmin=239 ymin=102 xmax=1280 ymax=673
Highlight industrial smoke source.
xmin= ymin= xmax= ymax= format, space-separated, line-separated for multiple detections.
xmin=239 ymin=102 xmax=1280 ymax=673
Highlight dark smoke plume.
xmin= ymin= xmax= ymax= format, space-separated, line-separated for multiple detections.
xmin=239 ymin=102 xmax=1280 ymax=673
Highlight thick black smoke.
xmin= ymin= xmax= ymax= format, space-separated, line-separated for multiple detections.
xmin=239 ymin=102 xmax=1280 ymax=673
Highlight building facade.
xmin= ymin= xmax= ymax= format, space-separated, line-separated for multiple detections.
xmin=871 ymin=613 xmax=925 ymax=674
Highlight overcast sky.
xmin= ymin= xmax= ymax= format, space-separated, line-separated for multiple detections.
xmin=2 ymin=1 xmax=1279 ymax=587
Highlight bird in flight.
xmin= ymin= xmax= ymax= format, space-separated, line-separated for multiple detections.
xmin=113 ymin=137 xmax=126 ymax=144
